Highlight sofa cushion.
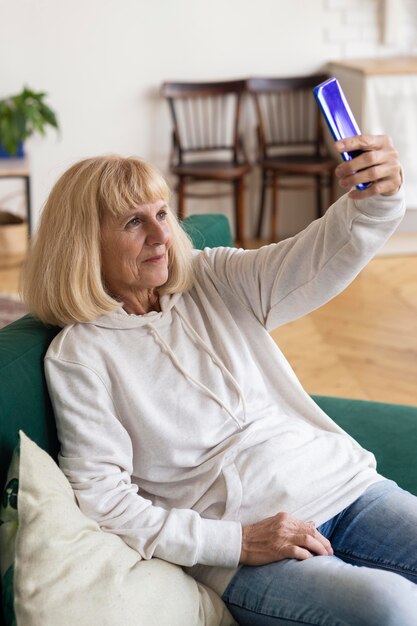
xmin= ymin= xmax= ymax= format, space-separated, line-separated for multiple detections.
xmin=0 ymin=316 xmax=61 ymax=497
xmin=0 ymin=432 xmax=236 ymax=626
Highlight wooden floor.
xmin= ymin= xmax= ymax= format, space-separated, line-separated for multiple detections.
xmin=1 ymin=254 xmax=416 ymax=406
xmin=272 ymin=255 xmax=417 ymax=406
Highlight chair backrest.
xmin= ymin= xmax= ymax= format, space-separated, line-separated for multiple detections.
xmin=161 ymin=79 xmax=247 ymax=164
xmin=246 ymin=74 xmax=329 ymax=158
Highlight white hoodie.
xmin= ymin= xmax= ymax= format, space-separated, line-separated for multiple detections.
xmin=45 ymin=191 xmax=405 ymax=595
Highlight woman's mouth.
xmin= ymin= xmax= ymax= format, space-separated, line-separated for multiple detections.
xmin=144 ymin=254 xmax=165 ymax=264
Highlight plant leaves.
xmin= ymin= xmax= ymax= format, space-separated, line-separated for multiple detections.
xmin=0 ymin=86 xmax=59 ymax=154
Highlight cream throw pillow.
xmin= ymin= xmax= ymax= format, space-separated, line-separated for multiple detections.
xmin=11 ymin=432 xmax=236 ymax=626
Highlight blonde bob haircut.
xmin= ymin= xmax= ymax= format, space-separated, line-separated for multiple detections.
xmin=22 ymin=155 xmax=195 ymax=327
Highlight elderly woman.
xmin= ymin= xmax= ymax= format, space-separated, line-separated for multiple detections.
xmin=23 ymin=135 xmax=416 ymax=625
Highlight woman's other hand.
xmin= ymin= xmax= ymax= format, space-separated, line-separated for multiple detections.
xmin=334 ymin=134 xmax=403 ymax=200
xmin=240 ymin=511 xmax=333 ymax=566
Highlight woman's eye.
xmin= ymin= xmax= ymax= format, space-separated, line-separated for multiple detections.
xmin=157 ymin=210 xmax=168 ymax=221
xmin=126 ymin=217 xmax=141 ymax=228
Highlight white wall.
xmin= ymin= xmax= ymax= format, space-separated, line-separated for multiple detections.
xmin=0 ymin=0 xmax=416 ymax=238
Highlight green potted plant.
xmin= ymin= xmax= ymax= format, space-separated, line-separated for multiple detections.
xmin=0 ymin=86 xmax=59 ymax=158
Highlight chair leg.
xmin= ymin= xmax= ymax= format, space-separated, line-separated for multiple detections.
xmin=256 ymin=169 xmax=268 ymax=239
xmin=234 ymin=178 xmax=245 ymax=247
xmin=177 ymin=177 xmax=185 ymax=221
xmin=271 ymin=173 xmax=279 ymax=243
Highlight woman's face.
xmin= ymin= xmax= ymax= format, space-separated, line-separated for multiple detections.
xmin=100 ymin=199 xmax=172 ymax=304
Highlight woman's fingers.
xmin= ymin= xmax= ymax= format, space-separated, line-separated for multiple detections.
xmin=335 ymin=134 xmax=390 ymax=154
xmin=274 ymin=529 xmax=332 ymax=561
xmin=281 ymin=545 xmax=314 ymax=561
xmin=296 ymin=520 xmax=333 ymax=556
xmin=294 ymin=532 xmax=333 ymax=557
xmin=333 ymin=134 xmax=402 ymax=198
xmin=347 ymin=177 xmax=402 ymax=200
xmin=313 ymin=529 xmax=334 ymax=556
xmin=241 ymin=512 xmax=333 ymax=566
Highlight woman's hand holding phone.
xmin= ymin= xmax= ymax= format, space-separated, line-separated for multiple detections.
xmin=313 ymin=77 xmax=403 ymax=199
xmin=334 ymin=134 xmax=403 ymax=200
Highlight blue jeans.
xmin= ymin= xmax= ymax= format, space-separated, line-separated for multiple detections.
xmin=222 ymin=480 xmax=417 ymax=625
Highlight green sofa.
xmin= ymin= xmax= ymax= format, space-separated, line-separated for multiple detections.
xmin=1 ymin=212 xmax=417 ymax=625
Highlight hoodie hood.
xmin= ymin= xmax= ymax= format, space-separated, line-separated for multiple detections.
xmin=84 ymin=291 xmax=246 ymax=429
xmin=87 ymin=292 xmax=183 ymax=329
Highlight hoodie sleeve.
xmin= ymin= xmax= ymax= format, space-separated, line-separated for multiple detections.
xmin=44 ymin=354 xmax=242 ymax=568
xmin=201 ymin=190 xmax=405 ymax=331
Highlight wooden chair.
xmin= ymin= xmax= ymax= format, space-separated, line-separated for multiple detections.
xmin=247 ymin=74 xmax=337 ymax=241
xmin=161 ymin=80 xmax=252 ymax=246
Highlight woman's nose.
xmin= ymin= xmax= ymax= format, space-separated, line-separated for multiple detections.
xmin=146 ymin=219 xmax=170 ymax=244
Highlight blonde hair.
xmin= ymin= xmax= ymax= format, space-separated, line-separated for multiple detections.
xmin=22 ymin=156 xmax=195 ymax=327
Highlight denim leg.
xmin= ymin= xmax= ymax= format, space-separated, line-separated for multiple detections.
xmin=222 ymin=480 xmax=417 ymax=625
xmin=319 ymin=479 xmax=417 ymax=585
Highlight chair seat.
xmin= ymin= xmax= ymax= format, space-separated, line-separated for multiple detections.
xmin=171 ymin=160 xmax=251 ymax=180
xmin=261 ymin=154 xmax=337 ymax=175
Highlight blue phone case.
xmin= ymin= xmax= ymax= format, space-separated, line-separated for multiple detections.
xmin=313 ymin=77 xmax=369 ymax=190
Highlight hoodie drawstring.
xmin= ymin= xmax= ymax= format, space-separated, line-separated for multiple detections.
xmin=146 ymin=310 xmax=246 ymax=430
xmin=175 ymin=308 xmax=248 ymax=419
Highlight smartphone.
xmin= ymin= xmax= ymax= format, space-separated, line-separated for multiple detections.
xmin=313 ymin=77 xmax=370 ymax=190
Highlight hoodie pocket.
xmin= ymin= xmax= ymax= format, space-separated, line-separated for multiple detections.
xmin=222 ymin=462 xmax=243 ymax=520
